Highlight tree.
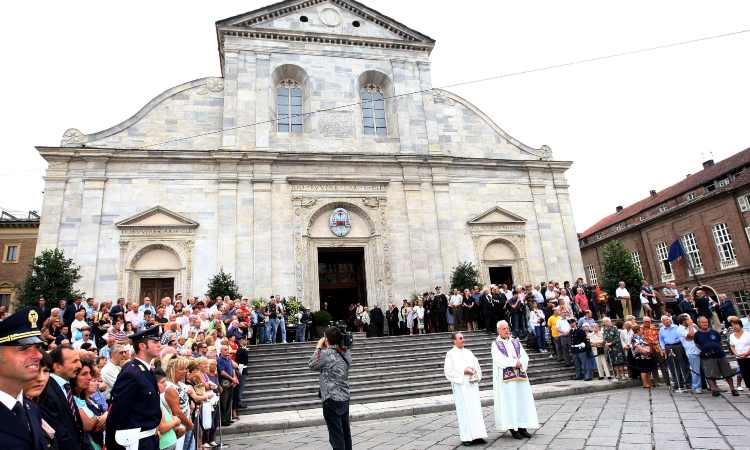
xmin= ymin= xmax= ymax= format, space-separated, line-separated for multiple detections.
xmin=206 ymin=269 xmax=242 ymax=300
xmin=18 ymin=248 xmax=83 ymax=307
xmin=600 ymin=240 xmax=642 ymax=299
xmin=450 ymin=261 xmax=482 ymax=292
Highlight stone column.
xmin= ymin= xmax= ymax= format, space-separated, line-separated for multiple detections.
xmin=235 ymin=168 xmax=254 ymax=295
xmin=271 ymin=180 xmax=294 ymax=296
xmin=236 ymin=51 xmax=257 ymax=149
xmin=417 ymin=62 xmax=441 ymax=155
xmin=432 ymin=180 xmax=456 ymax=287
xmin=78 ymin=176 xmax=107 ymax=297
xmin=255 ymin=53 xmax=272 ymax=150
xmin=391 ymin=60 xmax=428 ymax=154
xmin=528 ymin=181 xmax=551 ymax=282
xmin=221 ymin=51 xmax=239 ymax=149
xmin=403 ymin=177 xmax=430 ymax=290
xmin=252 ymin=163 xmax=273 ymax=298
xmin=554 ymin=181 xmax=584 ymax=280
xmin=217 ymin=161 xmax=238 ymax=276
xmin=420 ymin=181 xmax=445 ymax=286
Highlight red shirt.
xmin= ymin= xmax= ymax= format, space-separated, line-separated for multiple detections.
xmin=574 ymin=293 xmax=590 ymax=312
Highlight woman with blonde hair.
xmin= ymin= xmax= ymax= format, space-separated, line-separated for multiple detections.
xmin=165 ymin=356 xmax=193 ymax=450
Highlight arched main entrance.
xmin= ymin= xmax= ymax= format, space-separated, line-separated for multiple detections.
xmin=123 ymin=243 xmax=188 ymax=303
xmin=293 ymin=197 xmax=389 ymax=319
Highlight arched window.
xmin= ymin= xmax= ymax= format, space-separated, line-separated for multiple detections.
xmin=276 ymin=79 xmax=303 ymax=133
xmin=360 ymin=84 xmax=386 ymax=136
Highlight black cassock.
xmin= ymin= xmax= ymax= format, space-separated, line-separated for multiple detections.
xmin=481 ymin=294 xmax=495 ymax=332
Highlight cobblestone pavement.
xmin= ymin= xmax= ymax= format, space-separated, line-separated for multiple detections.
xmin=223 ymin=387 xmax=750 ymax=449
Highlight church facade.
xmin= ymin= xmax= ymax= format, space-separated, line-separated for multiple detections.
xmin=36 ymin=0 xmax=583 ymax=315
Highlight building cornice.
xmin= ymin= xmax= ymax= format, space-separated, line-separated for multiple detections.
xmin=35 ymin=146 xmax=573 ymax=172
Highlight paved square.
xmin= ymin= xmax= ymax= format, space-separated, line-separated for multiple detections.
xmin=224 ymin=387 xmax=750 ymax=449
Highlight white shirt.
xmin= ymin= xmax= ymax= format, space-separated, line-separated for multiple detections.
xmin=556 ymin=319 xmax=571 ymax=336
xmin=676 ymin=325 xmax=700 ymax=356
xmin=616 ymin=287 xmax=630 ymax=299
xmin=0 ymin=389 xmax=23 ymax=412
xmin=70 ymin=319 xmax=88 ymax=340
xmin=449 ymin=295 xmax=463 ymax=307
xmin=730 ymin=330 xmax=750 ymax=356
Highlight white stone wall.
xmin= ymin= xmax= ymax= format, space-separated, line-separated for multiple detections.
xmin=38 ymin=1 xmax=583 ymax=305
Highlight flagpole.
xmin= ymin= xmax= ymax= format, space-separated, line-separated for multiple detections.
xmin=681 ymin=240 xmax=702 ymax=288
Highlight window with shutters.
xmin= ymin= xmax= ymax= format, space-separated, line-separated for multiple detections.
xmin=738 ymin=194 xmax=750 ymax=212
xmin=630 ymin=251 xmax=643 ymax=278
xmin=734 ymin=291 xmax=750 ymax=317
xmin=2 ymin=244 xmax=19 ymax=263
xmin=655 ymin=241 xmax=674 ymax=281
xmin=686 ymin=192 xmax=697 ymax=202
xmin=718 ymin=178 xmax=730 ymax=188
xmin=585 ymin=265 xmax=598 ymax=285
xmin=712 ymin=223 xmax=737 ymax=269
xmin=680 ymin=232 xmax=704 ymax=275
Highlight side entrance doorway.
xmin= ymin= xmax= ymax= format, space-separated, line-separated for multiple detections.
xmin=318 ymin=247 xmax=367 ymax=321
xmin=140 ymin=278 xmax=174 ymax=303
xmin=489 ymin=266 xmax=513 ymax=288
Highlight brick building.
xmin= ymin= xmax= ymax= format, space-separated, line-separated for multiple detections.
xmin=0 ymin=210 xmax=40 ymax=311
xmin=578 ymin=148 xmax=750 ymax=317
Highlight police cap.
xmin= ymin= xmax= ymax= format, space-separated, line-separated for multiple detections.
xmin=0 ymin=307 xmax=44 ymax=346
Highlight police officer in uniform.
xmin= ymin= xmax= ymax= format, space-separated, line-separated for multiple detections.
xmin=0 ymin=307 xmax=47 ymax=450
xmin=106 ymin=325 xmax=162 ymax=450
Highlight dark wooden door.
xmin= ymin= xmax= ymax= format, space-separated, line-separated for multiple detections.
xmin=140 ymin=278 xmax=174 ymax=303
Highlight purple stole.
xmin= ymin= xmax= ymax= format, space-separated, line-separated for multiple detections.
xmin=496 ymin=338 xmax=529 ymax=382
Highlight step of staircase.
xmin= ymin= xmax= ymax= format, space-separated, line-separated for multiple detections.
xmin=240 ymin=331 xmax=575 ymax=415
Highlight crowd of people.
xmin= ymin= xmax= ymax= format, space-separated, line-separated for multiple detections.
xmin=0 ymin=293 xmax=274 ymax=450
xmin=1 ymin=276 xmax=750 ymax=449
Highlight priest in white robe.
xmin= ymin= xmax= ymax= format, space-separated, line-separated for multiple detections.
xmin=444 ymin=332 xmax=488 ymax=446
xmin=491 ymin=320 xmax=539 ymax=440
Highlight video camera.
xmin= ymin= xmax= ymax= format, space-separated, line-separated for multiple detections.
xmin=331 ymin=320 xmax=354 ymax=348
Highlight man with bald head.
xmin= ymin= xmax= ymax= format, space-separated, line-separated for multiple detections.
xmin=492 ymin=320 xmax=539 ymax=440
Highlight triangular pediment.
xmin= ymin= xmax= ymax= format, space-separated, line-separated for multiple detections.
xmin=468 ymin=206 xmax=526 ymax=225
xmin=217 ymin=0 xmax=435 ymax=47
xmin=116 ymin=206 xmax=198 ymax=229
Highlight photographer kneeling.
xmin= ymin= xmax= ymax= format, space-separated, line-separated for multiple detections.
xmin=308 ymin=327 xmax=352 ymax=450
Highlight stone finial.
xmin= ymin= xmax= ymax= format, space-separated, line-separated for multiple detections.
xmin=61 ymin=128 xmax=87 ymax=147
xmin=539 ymin=145 xmax=553 ymax=160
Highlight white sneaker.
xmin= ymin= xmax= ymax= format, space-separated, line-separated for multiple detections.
xmin=693 ymin=389 xmax=703 ymax=394
xmin=674 ymin=389 xmax=684 ymax=393
xmin=738 ymin=386 xmax=745 ymax=391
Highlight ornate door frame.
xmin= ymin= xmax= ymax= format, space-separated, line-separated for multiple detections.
xmin=292 ymin=195 xmax=391 ymax=311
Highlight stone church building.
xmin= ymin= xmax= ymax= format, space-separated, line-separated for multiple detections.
xmin=36 ymin=0 xmax=583 ymax=317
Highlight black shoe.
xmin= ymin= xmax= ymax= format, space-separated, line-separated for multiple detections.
xmin=732 ymin=390 xmax=740 ymax=396
xmin=518 ymin=428 xmax=532 ymax=438
xmin=461 ymin=442 xmax=474 ymax=446
xmin=472 ymin=438 xmax=487 ymax=444
xmin=509 ymin=429 xmax=522 ymax=440
xmin=712 ymin=391 xmax=721 ymax=397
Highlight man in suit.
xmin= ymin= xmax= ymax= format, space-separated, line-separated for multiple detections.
xmin=106 ymin=326 xmax=162 ymax=450
xmin=63 ymin=297 xmax=83 ymax=329
xmin=39 ymin=344 xmax=84 ymax=450
xmin=36 ymin=297 xmax=51 ymax=325
xmin=0 ymin=306 xmax=47 ymax=450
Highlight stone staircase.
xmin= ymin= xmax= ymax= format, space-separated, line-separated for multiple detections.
xmin=240 ymin=331 xmax=576 ymax=415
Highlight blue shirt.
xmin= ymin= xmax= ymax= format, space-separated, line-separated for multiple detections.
xmin=217 ymin=355 xmax=233 ymax=378
xmin=659 ymin=324 xmax=682 ymax=348
xmin=50 ymin=373 xmax=69 ymax=395
xmin=694 ymin=329 xmax=725 ymax=358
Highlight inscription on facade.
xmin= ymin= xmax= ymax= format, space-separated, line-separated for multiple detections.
xmin=318 ymin=110 xmax=354 ymax=138
xmin=290 ymin=183 xmax=386 ymax=192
